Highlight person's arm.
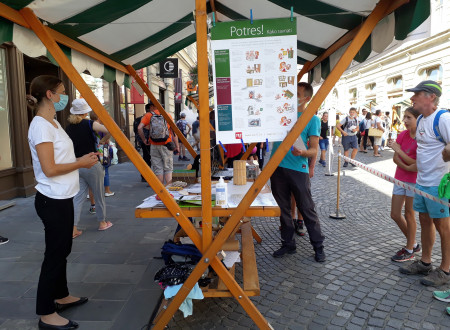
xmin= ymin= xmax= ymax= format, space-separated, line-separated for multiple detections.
xmin=292 ymin=136 xmax=318 ymax=159
xmin=36 ymin=142 xmax=98 ymax=177
xmin=376 ymin=119 xmax=385 ymax=132
xmin=337 ymin=119 xmax=347 ymax=136
xmin=171 ymin=128 xmax=180 ymax=152
xmin=137 ymin=122 xmax=149 ymax=145
xmin=308 ymin=136 xmax=319 ymax=178
xmin=92 ymin=122 xmax=111 ymax=142
xmin=389 ymin=141 xmax=415 ymax=165
xmin=393 ymin=153 xmax=409 ymax=170
xmin=443 ymin=143 xmax=450 ymax=162
xmin=186 ymin=123 xmax=192 ymax=135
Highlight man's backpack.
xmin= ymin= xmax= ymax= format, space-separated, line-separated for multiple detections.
xmin=342 ymin=116 xmax=357 ymax=131
xmin=133 ymin=115 xmax=149 ymax=144
xmin=149 ymin=111 xmax=170 ymax=143
xmin=359 ymin=119 xmax=365 ymax=132
xmin=416 ymin=109 xmax=448 ymax=144
xmin=176 ymin=119 xmax=186 ymax=134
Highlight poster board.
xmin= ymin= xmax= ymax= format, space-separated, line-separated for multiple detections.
xmin=211 ymin=18 xmax=297 ymax=144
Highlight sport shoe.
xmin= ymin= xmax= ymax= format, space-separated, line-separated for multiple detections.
xmin=433 ymin=289 xmax=450 ymax=302
xmin=343 ymin=162 xmax=348 ymax=167
xmin=273 ymin=245 xmax=296 ymax=258
xmin=294 ymin=219 xmax=305 ymax=236
xmin=182 ymin=156 xmax=190 ymax=161
xmin=391 ymin=248 xmax=415 ymax=262
xmin=0 ymin=236 xmax=9 ymax=245
xmin=446 ymin=307 xmax=450 ymax=316
xmin=399 ymin=260 xmax=433 ymax=275
xmin=421 ymin=268 xmax=450 ymax=287
xmin=314 ymin=246 xmax=326 ymax=262
xmin=178 ymin=156 xmax=183 ymax=161
xmin=413 ymin=244 xmax=421 ymax=253
xmin=89 ymin=205 xmax=96 ymax=214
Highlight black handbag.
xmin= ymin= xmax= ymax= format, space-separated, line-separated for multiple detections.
xmin=154 ymin=263 xmax=194 ymax=287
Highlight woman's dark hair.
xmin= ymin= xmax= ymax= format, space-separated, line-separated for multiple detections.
xmin=336 ymin=114 xmax=339 ymax=120
xmin=365 ymin=112 xmax=372 ymax=120
xmin=404 ymin=106 xmax=420 ymax=119
xmin=27 ymin=75 xmax=63 ymax=110
xmin=89 ymin=111 xmax=98 ymax=121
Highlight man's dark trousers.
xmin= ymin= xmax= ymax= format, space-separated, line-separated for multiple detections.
xmin=139 ymin=142 xmax=151 ymax=179
xmin=271 ymin=167 xmax=325 ymax=249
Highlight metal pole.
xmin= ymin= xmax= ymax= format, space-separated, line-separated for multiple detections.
xmin=330 ymin=151 xmax=346 ymax=219
xmin=325 ymin=125 xmax=334 ymax=176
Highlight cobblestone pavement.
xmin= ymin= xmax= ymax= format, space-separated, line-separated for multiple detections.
xmin=167 ymin=148 xmax=450 ymax=329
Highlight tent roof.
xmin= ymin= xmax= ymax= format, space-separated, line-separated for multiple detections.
xmin=0 ymin=1 xmax=430 ymax=74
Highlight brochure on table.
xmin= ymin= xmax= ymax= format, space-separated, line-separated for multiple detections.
xmin=211 ymin=17 xmax=297 ymax=144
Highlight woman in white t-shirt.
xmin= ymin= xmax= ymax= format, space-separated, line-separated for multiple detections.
xmin=27 ymin=75 xmax=98 ymax=330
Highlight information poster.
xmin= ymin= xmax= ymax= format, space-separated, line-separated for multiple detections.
xmin=211 ymin=18 xmax=297 ymax=144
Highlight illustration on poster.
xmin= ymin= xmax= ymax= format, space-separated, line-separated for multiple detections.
xmin=280 ymin=116 xmax=292 ymax=126
xmin=245 ymin=51 xmax=260 ymax=61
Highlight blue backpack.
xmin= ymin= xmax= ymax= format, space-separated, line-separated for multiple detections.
xmin=416 ymin=109 xmax=448 ymax=143
xmin=359 ymin=120 xmax=365 ymax=132
xmin=161 ymin=240 xmax=203 ymax=265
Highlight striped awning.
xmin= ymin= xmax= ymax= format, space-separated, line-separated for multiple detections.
xmin=0 ymin=1 xmax=430 ymax=81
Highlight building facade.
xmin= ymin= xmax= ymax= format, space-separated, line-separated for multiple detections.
xmin=317 ymin=0 xmax=449 ymax=119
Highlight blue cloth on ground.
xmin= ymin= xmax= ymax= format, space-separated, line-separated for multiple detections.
xmin=164 ymin=282 xmax=204 ymax=317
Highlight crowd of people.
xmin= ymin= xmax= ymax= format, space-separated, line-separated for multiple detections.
xmin=2 ymin=74 xmax=450 ymax=329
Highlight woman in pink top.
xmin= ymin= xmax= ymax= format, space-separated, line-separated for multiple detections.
xmin=388 ymin=107 xmax=420 ymax=262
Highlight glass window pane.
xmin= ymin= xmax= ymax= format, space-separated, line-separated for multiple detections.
xmin=0 ymin=48 xmax=13 ymax=170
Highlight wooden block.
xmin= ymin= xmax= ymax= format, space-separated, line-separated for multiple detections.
xmin=217 ymin=264 xmax=235 ymax=291
xmin=241 ymin=222 xmax=259 ymax=291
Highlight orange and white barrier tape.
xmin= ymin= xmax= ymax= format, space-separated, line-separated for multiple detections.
xmin=339 ymin=155 xmax=450 ymax=208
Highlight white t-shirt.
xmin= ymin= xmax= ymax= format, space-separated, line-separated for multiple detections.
xmin=363 ymin=119 xmax=372 ymax=129
xmin=416 ymin=110 xmax=450 ymax=187
xmin=373 ymin=116 xmax=383 ymax=130
xmin=340 ymin=116 xmax=358 ymax=136
xmin=28 ymin=116 xmax=79 ymax=199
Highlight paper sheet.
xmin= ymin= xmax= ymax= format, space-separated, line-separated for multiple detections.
xmin=223 ymin=251 xmax=241 ymax=268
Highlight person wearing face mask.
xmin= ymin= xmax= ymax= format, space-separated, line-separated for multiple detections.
xmin=270 ymin=82 xmax=325 ymax=261
xmin=65 ymin=99 xmax=113 ymax=238
xmin=27 ymin=75 xmax=98 ymax=329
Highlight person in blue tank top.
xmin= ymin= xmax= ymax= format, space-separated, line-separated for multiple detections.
xmin=270 ymin=82 xmax=326 ymax=261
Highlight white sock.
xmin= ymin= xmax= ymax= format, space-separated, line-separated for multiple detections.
xmin=405 ymin=248 xmax=413 ymax=254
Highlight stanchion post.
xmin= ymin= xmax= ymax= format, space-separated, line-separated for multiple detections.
xmin=330 ymin=151 xmax=346 ymax=219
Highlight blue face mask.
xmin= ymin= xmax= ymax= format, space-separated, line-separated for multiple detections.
xmin=53 ymin=94 xmax=69 ymax=112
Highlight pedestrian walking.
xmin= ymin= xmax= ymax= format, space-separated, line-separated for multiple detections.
xmin=399 ymin=80 xmax=450 ymax=287
xmin=318 ymin=112 xmax=329 ymax=167
xmin=176 ymin=113 xmax=192 ymax=161
xmin=372 ymin=110 xmax=385 ymax=157
xmin=192 ymin=116 xmax=200 ymax=151
xmin=337 ymin=107 xmax=359 ymax=167
xmin=27 ymin=75 xmax=94 ymax=329
xmin=362 ymin=112 xmax=374 ymax=152
xmin=134 ymin=104 xmax=151 ymax=182
xmin=388 ymin=107 xmax=421 ymax=262
xmin=66 ymin=99 xmax=114 ymax=238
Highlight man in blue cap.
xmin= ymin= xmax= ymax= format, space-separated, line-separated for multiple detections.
xmin=400 ymin=80 xmax=450 ymax=287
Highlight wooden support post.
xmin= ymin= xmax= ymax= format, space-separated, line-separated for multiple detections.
xmin=127 ymin=66 xmax=197 ymax=159
xmin=195 ymin=0 xmax=213 ymax=252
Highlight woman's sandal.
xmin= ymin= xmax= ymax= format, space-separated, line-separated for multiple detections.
xmin=98 ymin=221 xmax=113 ymax=231
xmin=72 ymin=231 xmax=82 ymax=239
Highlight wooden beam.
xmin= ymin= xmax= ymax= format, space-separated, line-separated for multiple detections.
xmin=241 ymin=143 xmax=257 ymax=161
xmin=127 ymin=65 xmax=197 ymax=159
xmin=306 ymin=0 xmax=410 ymax=72
xmin=297 ymin=61 xmax=311 ymax=82
xmin=195 ymin=0 xmax=213 ymax=252
xmin=0 ymin=3 xmax=128 ymax=74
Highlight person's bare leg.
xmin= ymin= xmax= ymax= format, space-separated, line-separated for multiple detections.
xmin=404 ymin=197 xmax=417 ymax=251
xmin=419 ymin=212 xmax=435 ymax=264
xmin=434 ymin=217 xmax=450 ymax=272
xmin=164 ymin=173 xmax=172 ymax=185
xmin=351 ymin=148 xmax=358 ymax=160
xmin=391 ymin=194 xmax=408 ymax=237
xmin=157 ymin=174 xmax=164 ymax=183
xmin=344 ymin=150 xmax=350 ymax=159
xmin=320 ymin=149 xmax=326 ymax=161
xmin=89 ymin=188 xmax=95 ymax=205
xmin=374 ymin=145 xmax=379 ymax=156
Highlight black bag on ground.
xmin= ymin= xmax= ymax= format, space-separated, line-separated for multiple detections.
xmin=154 ymin=263 xmax=195 ymax=286
xmin=161 ymin=240 xmax=202 ymax=265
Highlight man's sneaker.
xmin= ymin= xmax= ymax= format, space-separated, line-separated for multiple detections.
xmin=89 ymin=205 xmax=96 ymax=214
xmin=318 ymin=160 xmax=326 ymax=167
xmin=350 ymin=162 xmax=356 ymax=167
xmin=413 ymin=244 xmax=421 ymax=253
xmin=273 ymin=245 xmax=296 ymax=258
xmin=343 ymin=162 xmax=348 ymax=167
xmin=433 ymin=289 xmax=450 ymax=303
xmin=399 ymin=260 xmax=432 ymax=275
xmin=0 ymin=236 xmax=9 ymax=245
xmin=391 ymin=248 xmax=414 ymax=262
xmin=314 ymin=246 xmax=326 ymax=262
xmin=421 ymin=268 xmax=450 ymax=287
xmin=294 ymin=219 xmax=305 ymax=236
xmin=178 ymin=156 xmax=183 ymax=161
xmin=182 ymin=156 xmax=190 ymax=161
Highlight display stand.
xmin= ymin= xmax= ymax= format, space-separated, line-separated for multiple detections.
xmin=7 ymin=0 xmax=404 ymax=328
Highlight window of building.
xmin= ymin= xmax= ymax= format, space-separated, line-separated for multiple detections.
xmin=349 ymin=88 xmax=357 ymax=104
xmin=420 ymin=65 xmax=443 ymax=83
xmin=365 ymin=83 xmax=376 ymax=97
xmin=387 ymin=75 xmax=403 ymax=93
xmin=0 ymin=48 xmax=13 ymax=170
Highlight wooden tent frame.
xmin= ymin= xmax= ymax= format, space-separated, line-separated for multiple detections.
xmin=0 ymin=0 xmax=409 ymax=328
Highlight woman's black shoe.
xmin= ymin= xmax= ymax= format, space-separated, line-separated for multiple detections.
xmin=38 ymin=319 xmax=79 ymax=329
xmin=55 ymin=297 xmax=88 ymax=312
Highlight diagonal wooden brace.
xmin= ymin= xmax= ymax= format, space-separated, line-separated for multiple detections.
xmin=127 ymin=65 xmax=197 ymax=159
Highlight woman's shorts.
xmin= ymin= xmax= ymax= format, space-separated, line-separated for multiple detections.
xmin=319 ymin=139 xmax=329 ymax=151
xmin=392 ymin=182 xmax=415 ymax=198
